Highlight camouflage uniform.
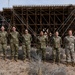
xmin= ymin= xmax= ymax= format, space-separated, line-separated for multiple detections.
xmin=10 ymin=31 xmax=19 ymax=60
xmin=37 ymin=35 xmax=48 ymax=61
xmin=64 ymin=36 xmax=75 ymax=63
xmin=22 ymin=33 xmax=32 ymax=60
xmin=0 ymin=31 xmax=7 ymax=59
xmin=52 ymin=36 xmax=62 ymax=63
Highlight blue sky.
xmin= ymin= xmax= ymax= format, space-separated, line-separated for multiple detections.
xmin=0 ymin=0 xmax=75 ymax=10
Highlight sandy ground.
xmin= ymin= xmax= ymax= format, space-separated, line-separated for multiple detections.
xmin=0 ymin=59 xmax=74 ymax=75
xmin=0 ymin=46 xmax=74 ymax=75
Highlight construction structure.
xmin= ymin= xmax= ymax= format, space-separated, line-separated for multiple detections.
xmin=0 ymin=5 xmax=75 ymax=37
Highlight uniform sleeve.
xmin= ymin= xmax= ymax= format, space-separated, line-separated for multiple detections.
xmin=60 ymin=37 xmax=62 ymax=46
xmin=74 ymin=37 xmax=75 ymax=51
xmin=6 ymin=32 xmax=8 ymax=38
xmin=17 ymin=32 xmax=20 ymax=40
xmin=0 ymin=32 xmax=1 ymax=37
xmin=18 ymin=32 xmax=20 ymax=38
xmin=0 ymin=32 xmax=1 ymax=41
xmin=17 ymin=32 xmax=21 ymax=43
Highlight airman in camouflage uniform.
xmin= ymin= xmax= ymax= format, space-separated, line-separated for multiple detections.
xmin=64 ymin=30 xmax=75 ymax=66
xmin=37 ymin=31 xmax=48 ymax=61
xmin=52 ymin=31 xmax=62 ymax=64
xmin=10 ymin=26 xmax=19 ymax=61
xmin=0 ymin=26 xmax=8 ymax=60
xmin=22 ymin=29 xmax=32 ymax=61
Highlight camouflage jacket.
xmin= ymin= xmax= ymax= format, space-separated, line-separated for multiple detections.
xmin=0 ymin=31 xmax=8 ymax=44
xmin=22 ymin=33 xmax=32 ymax=45
xmin=64 ymin=36 xmax=75 ymax=49
xmin=52 ymin=36 xmax=62 ymax=48
xmin=37 ymin=35 xmax=48 ymax=49
xmin=10 ymin=31 xmax=19 ymax=44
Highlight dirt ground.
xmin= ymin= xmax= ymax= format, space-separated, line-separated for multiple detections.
xmin=0 ymin=46 xmax=75 ymax=75
xmin=0 ymin=59 xmax=74 ymax=75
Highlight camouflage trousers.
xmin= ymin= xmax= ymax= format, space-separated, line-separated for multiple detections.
xmin=22 ymin=44 xmax=31 ymax=60
xmin=52 ymin=48 xmax=60 ymax=62
xmin=37 ymin=48 xmax=46 ymax=61
xmin=10 ymin=43 xmax=19 ymax=58
xmin=65 ymin=48 xmax=74 ymax=63
xmin=0 ymin=43 xmax=7 ymax=57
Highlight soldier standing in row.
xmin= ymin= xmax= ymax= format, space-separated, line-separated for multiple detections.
xmin=37 ymin=31 xmax=48 ymax=62
xmin=64 ymin=30 xmax=75 ymax=66
xmin=22 ymin=29 xmax=32 ymax=61
xmin=52 ymin=31 xmax=62 ymax=64
xmin=0 ymin=26 xmax=8 ymax=60
xmin=10 ymin=26 xmax=19 ymax=61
